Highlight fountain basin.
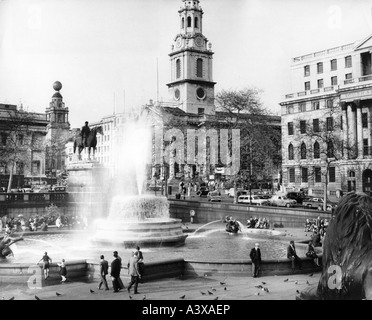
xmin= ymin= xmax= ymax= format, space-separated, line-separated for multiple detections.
xmin=91 ymin=218 xmax=188 ymax=248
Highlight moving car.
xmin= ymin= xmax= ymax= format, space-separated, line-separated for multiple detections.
xmin=207 ymin=191 xmax=221 ymax=202
xmin=238 ymin=195 xmax=269 ymax=206
xmin=286 ymin=192 xmax=306 ymax=204
xmin=302 ymin=197 xmax=337 ymax=211
xmin=227 ymin=188 xmax=248 ymax=198
xmin=268 ymin=195 xmax=297 ymax=207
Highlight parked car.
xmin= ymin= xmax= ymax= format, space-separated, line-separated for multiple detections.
xmin=302 ymin=197 xmax=337 ymax=211
xmin=268 ymin=195 xmax=297 ymax=207
xmin=238 ymin=195 xmax=270 ymax=206
xmin=207 ymin=191 xmax=221 ymax=202
xmin=286 ymin=192 xmax=306 ymax=204
xmin=33 ymin=186 xmax=51 ymax=193
xmin=50 ymin=186 xmax=67 ymax=192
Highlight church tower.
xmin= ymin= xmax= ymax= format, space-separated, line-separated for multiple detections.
xmin=167 ymin=0 xmax=216 ymax=115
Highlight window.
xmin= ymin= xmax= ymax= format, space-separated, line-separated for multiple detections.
xmin=0 ymin=133 xmax=6 ymax=146
xmin=288 ymin=144 xmax=294 ymax=160
xmin=349 ymin=171 xmax=355 ymax=178
xmin=331 ymin=76 xmax=338 ymax=86
xmin=363 ymin=139 xmax=369 ymax=156
xmin=326 ymin=117 xmax=333 ymax=131
xmin=287 ymin=105 xmax=294 ymax=114
xmin=327 ymin=141 xmax=334 ymax=158
xmin=301 ymin=143 xmax=307 ymax=160
xmin=16 ymin=162 xmax=24 ymax=175
xmin=289 ymin=168 xmax=295 ymax=183
xmin=362 ymin=112 xmax=368 ymax=128
xmin=0 ymin=162 xmax=6 ymax=174
xmin=340 ymin=115 xmax=343 ymax=130
xmin=32 ymin=161 xmax=41 ymax=176
xmin=314 ymin=141 xmax=320 ymax=158
xmin=331 ymin=59 xmax=337 ymax=71
xmin=315 ymin=167 xmax=322 ymax=183
xmin=304 ymin=65 xmax=310 ymax=76
xmin=345 ymin=56 xmax=352 ymax=68
xmin=187 ymin=16 xmax=192 ymax=27
xmin=17 ymin=134 xmax=24 ymax=145
xmin=288 ymin=122 xmax=294 ymax=135
xmin=313 ymin=119 xmax=320 ymax=133
xmin=301 ymin=167 xmax=308 ymax=183
xmin=305 ymin=82 xmax=311 ymax=91
xmin=198 ymin=108 xmax=204 ymax=115
xmin=300 ymin=120 xmax=306 ymax=134
xmin=196 ymin=58 xmax=203 ymax=77
xmin=312 ymin=101 xmax=320 ymax=110
xmin=317 ymin=62 xmax=323 ymax=74
xmin=345 ymin=73 xmax=353 ymax=80
xmin=317 ymin=79 xmax=324 ymax=89
xmin=181 ymin=17 xmax=184 ymax=29
xmin=176 ymin=59 xmax=181 ymax=78
xmin=194 ymin=17 xmax=198 ymax=28
xmin=329 ymin=167 xmax=336 ymax=183
xmin=326 ymin=99 xmax=333 ymax=108
xmin=299 ymin=103 xmax=306 ymax=112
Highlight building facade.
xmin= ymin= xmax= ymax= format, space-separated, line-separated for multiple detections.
xmin=280 ymin=34 xmax=372 ymax=197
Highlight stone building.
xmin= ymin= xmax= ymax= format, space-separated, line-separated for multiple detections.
xmin=280 ymin=34 xmax=372 ymax=197
xmin=0 ymin=81 xmax=70 ymax=188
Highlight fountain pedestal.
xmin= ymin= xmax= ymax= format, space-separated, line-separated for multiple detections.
xmin=66 ymin=161 xmax=110 ymax=220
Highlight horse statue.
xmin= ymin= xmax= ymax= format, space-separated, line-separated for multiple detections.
xmin=73 ymin=125 xmax=103 ymax=161
xmin=298 ymin=192 xmax=372 ymax=300
xmin=0 ymin=233 xmax=23 ymax=258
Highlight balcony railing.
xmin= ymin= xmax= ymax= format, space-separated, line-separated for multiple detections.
xmin=284 ymin=86 xmax=335 ymax=100
xmin=0 ymin=192 xmax=68 ymax=203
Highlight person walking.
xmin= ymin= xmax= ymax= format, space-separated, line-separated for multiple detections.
xmin=127 ymin=251 xmax=141 ymax=294
xmin=98 ymin=255 xmax=109 ymax=290
xmin=287 ymin=240 xmax=302 ymax=272
xmin=57 ymin=259 xmax=67 ymax=283
xmin=136 ymin=246 xmax=144 ymax=281
xmin=249 ymin=243 xmax=262 ymax=278
xmin=37 ymin=252 xmax=52 ymax=280
xmin=110 ymin=251 xmax=121 ymax=293
xmin=113 ymin=251 xmax=125 ymax=290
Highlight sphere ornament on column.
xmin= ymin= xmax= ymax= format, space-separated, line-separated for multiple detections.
xmin=53 ymin=81 xmax=62 ymax=91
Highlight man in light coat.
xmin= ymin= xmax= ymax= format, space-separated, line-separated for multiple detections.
xmin=127 ymin=251 xmax=141 ymax=294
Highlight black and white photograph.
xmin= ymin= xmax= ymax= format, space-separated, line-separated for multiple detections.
xmin=0 ymin=0 xmax=371 ymax=308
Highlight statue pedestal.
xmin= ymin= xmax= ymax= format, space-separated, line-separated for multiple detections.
xmin=66 ymin=160 xmax=110 ymax=220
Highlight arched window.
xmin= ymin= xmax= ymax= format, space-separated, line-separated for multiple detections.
xmin=288 ymin=144 xmax=294 ymax=160
xmin=176 ymin=59 xmax=181 ymax=79
xmin=182 ymin=17 xmax=184 ymax=29
xmin=187 ymin=16 xmax=192 ymax=27
xmin=314 ymin=141 xmax=320 ymax=159
xmin=196 ymin=58 xmax=203 ymax=77
xmin=194 ymin=17 xmax=198 ymax=28
xmin=327 ymin=141 xmax=334 ymax=158
xmin=301 ymin=143 xmax=307 ymax=159
xmin=349 ymin=170 xmax=355 ymax=178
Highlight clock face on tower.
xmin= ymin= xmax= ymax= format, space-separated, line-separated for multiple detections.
xmin=195 ymin=36 xmax=203 ymax=47
xmin=176 ymin=37 xmax=182 ymax=48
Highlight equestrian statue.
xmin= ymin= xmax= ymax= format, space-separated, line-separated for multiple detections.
xmin=73 ymin=121 xmax=103 ymax=160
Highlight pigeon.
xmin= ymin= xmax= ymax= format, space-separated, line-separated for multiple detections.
xmin=309 ymin=273 xmax=313 ymax=277
xmin=296 ymin=290 xmax=300 ymax=294
xmin=180 ymin=295 xmax=185 ymax=299
xmin=143 ymin=295 xmax=146 ymax=300
xmin=90 ymin=289 xmax=95 ymax=293
xmin=255 ymin=292 xmax=260 ymax=296
xmin=56 ymin=292 xmax=62 ymax=296
xmin=224 ymin=287 xmax=227 ymax=291
xmin=211 ymin=288 xmax=217 ymax=291
xmin=204 ymin=273 xmax=208 ymax=277
xmin=284 ymin=279 xmax=289 ymax=282
xmin=306 ymin=281 xmax=310 ymax=285
xmin=261 ymin=282 xmax=267 ymax=285
xmin=207 ymin=290 xmax=213 ymax=295
xmin=129 ymin=295 xmax=132 ymax=300
xmin=264 ymin=288 xmax=270 ymax=293
xmin=200 ymin=291 xmax=206 ymax=295
xmin=295 ymin=281 xmax=298 ymax=284
xmin=213 ymin=297 xmax=219 ymax=300
xmin=255 ymin=285 xmax=264 ymax=289
xmin=9 ymin=297 xmax=14 ymax=300
xmin=220 ymin=282 xmax=226 ymax=285
xmin=35 ymin=295 xmax=41 ymax=300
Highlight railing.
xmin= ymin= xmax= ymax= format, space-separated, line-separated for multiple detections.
xmin=359 ymin=75 xmax=372 ymax=82
xmin=284 ymin=86 xmax=335 ymax=101
xmin=0 ymin=192 xmax=68 ymax=203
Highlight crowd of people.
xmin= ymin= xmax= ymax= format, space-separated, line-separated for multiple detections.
xmin=246 ymin=216 xmax=270 ymax=229
xmin=304 ymin=216 xmax=329 ymax=236
xmin=0 ymin=214 xmax=88 ymax=234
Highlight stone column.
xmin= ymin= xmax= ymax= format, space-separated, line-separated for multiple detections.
xmin=355 ymin=100 xmax=363 ymax=158
xmin=348 ymin=103 xmax=357 ymax=158
xmin=341 ymin=102 xmax=348 ymax=160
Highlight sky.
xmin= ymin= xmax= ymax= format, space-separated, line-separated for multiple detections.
xmin=0 ymin=0 xmax=372 ymax=128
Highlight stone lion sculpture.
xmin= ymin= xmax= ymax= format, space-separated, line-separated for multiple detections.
xmin=300 ymin=192 xmax=372 ymax=300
